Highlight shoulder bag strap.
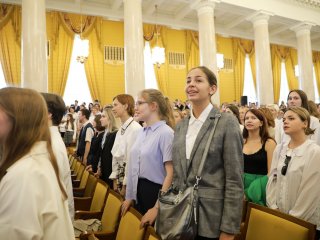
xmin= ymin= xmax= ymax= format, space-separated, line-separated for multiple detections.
xmin=194 ymin=113 xmax=221 ymax=187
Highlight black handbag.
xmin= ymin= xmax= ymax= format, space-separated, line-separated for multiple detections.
xmin=155 ymin=114 xmax=221 ymax=240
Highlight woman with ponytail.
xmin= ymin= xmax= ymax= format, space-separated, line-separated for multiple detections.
xmin=121 ymin=89 xmax=174 ymax=227
xmin=0 ymin=87 xmax=74 ymax=239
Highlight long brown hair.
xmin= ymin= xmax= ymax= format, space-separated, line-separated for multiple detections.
xmin=243 ymin=109 xmax=272 ymax=144
xmin=140 ymin=89 xmax=175 ymax=129
xmin=0 ymin=87 xmax=67 ymax=199
xmin=66 ymin=113 xmax=75 ymax=130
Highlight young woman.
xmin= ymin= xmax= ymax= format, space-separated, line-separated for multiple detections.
xmin=226 ymin=104 xmax=243 ymax=132
xmin=87 ymin=115 xmax=105 ymax=172
xmin=167 ymin=66 xmax=244 ymax=240
xmin=64 ymin=113 xmax=77 ymax=146
xmin=0 ymin=87 xmax=74 ymax=239
xmin=243 ymin=109 xmax=276 ymax=206
xmin=259 ymin=107 xmax=276 ymax=139
xmin=95 ymin=106 xmax=118 ymax=187
xmin=267 ymin=107 xmax=320 ymax=236
xmin=275 ymin=89 xmax=320 ymax=145
xmin=121 ymin=89 xmax=175 ymax=224
xmin=109 ymin=94 xmax=142 ymax=196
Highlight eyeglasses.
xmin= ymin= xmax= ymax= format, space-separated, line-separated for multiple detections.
xmin=135 ymin=101 xmax=148 ymax=106
xmin=281 ymin=155 xmax=292 ymax=176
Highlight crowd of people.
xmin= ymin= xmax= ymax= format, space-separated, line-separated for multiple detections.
xmin=1 ymin=66 xmax=320 ymax=239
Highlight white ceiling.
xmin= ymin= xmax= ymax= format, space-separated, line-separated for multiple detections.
xmin=2 ymin=0 xmax=320 ymax=50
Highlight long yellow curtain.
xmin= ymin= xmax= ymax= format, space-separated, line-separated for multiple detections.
xmin=313 ymin=51 xmax=320 ymax=96
xmin=47 ymin=12 xmax=74 ymax=95
xmin=0 ymin=5 xmax=21 ymax=86
xmin=185 ymin=30 xmax=199 ymax=71
xmin=271 ymin=45 xmax=282 ymax=103
xmin=84 ymin=26 xmax=104 ymax=102
xmin=143 ymin=23 xmax=169 ymax=95
xmin=286 ymin=48 xmax=299 ymax=90
xmin=232 ymin=38 xmax=255 ymax=101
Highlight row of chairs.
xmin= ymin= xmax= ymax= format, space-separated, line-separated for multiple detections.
xmin=68 ymin=153 xmax=160 ymax=240
xmin=69 ymin=151 xmax=317 ymax=240
xmin=237 ymin=201 xmax=316 ymax=240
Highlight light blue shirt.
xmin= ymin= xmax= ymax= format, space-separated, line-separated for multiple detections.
xmin=126 ymin=120 xmax=174 ymax=201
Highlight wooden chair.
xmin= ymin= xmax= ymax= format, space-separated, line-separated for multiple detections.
xmin=74 ymin=179 xmax=108 ymax=212
xmin=242 ymin=203 xmax=316 ymax=240
xmin=74 ymin=172 xmax=97 ymax=197
xmin=85 ymin=207 xmax=146 ymax=240
xmin=73 ymin=168 xmax=90 ymax=188
xmin=73 ymin=163 xmax=85 ymax=186
xmin=78 ymin=189 xmax=123 ymax=240
xmin=144 ymin=225 xmax=160 ymax=240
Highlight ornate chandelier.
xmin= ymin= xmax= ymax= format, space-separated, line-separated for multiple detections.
xmin=152 ymin=5 xmax=165 ymax=68
xmin=76 ymin=37 xmax=89 ymax=64
xmin=76 ymin=1 xmax=89 ymax=64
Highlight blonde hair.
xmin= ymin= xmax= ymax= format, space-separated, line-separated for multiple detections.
xmin=140 ymin=89 xmax=175 ymax=129
xmin=287 ymin=107 xmax=315 ymax=135
xmin=103 ymin=106 xmax=119 ymax=132
xmin=0 ymin=87 xmax=67 ymax=199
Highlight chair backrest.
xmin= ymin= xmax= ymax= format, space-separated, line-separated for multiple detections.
xmin=90 ymin=179 xmax=108 ymax=212
xmin=243 ymin=203 xmax=316 ymax=240
xmin=71 ymin=157 xmax=78 ymax=171
xmin=144 ymin=225 xmax=160 ymax=240
xmin=101 ymin=189 xmax=123 ymax=232
xmin=116 ymin=207 xmax=145 ymax=240
xmin=73 ymin=161 xmax=81 ymax=174
xmin=83 ymin=173 xmax=98 ymax=197
xmin=79 ymin=169 xmax=90 ymax=189
xmin=76 ymin=163 xmax=85 ymax=180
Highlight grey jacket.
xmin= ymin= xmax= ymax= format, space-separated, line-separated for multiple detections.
xmin=172 ymin=107 xmax=244 ymax=238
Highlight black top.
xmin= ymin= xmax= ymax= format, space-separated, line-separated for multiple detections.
xmin=243 ymin=142 xmax=268 ymax=175
xmin=100 ymin=130 xmax=117 ymax=187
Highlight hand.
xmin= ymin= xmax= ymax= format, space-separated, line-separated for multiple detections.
xmin=113 ymin=180 xmax=117 ymax=191
xmin=219 ymin=232 xmax=235 ymax=240
xmin=120 ymin=185 xmax=126 ymax=197
xmin=121 ymin=199 xmax=133 ymax=216
xmin=140 ymin=207 xmax=158 ymax=229
xmin=94 ymin=168 xmax=101 ymax=178
xmin=86 ymin=165 xmax=93 ymax=172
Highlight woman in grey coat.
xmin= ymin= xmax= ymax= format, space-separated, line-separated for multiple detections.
xmin=172 ymin=66 xmax=244 ymax=240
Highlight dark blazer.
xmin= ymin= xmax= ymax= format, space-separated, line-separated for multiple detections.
xmin=100 ymin=130 xmax=117 ymax=187
xmin=87 ymin=131 xmax=104 ymax=172
xmin=172 ymin=107 xmax=244 ymax=238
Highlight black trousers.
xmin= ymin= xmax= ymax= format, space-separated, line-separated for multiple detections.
xmin=135 ymin=178 xmax=162 ymax=215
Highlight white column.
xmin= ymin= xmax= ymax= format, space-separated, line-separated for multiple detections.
xmin=123 ymin=0 xmax=145 ymax=97
xmin=291 ymin=23 xmax=315 ymax=101
xmin=196 ymin=0 xmax=220 ymax=106
xmin=249 ymin=12 xmax=274 ymax=105
xmin=21 ymin=0 xmax=48 ymax=92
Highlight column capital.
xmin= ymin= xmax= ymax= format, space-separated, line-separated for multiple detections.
xmin=290 ymin=22 xmax=315 ymax=37
xmin=247 ymin=11 xmax=274 ymax=27
xmin=195 ymin=0 xmax=220 ymax=15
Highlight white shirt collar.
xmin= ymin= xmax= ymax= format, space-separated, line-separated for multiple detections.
xmin=189 ymin=103 xmax=213 ymax=125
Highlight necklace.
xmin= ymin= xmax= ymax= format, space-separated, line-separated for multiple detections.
xmin=121 ymin=119 xmax=134 ymax=135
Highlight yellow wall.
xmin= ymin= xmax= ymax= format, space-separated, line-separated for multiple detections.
xmin=165 ymin=28 xmax=188 ymax=101
xmin=101 ymin=20 xmax=125 ymax=104
xmin=217 ymin=36 xmax=237 ymax=103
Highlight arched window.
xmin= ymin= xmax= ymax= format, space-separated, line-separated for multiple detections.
xmin=278 ymin=61 xmax=290 ymax=105
xmin=0 ymin=63 xmax=6 ymax=89
xmin=144 ymin=41 xmax=158 ymax=89
xmin=243 ymin=54 xmax=257 ymax=104
xmin=63 ymin=35 xmax=92 ymax=106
